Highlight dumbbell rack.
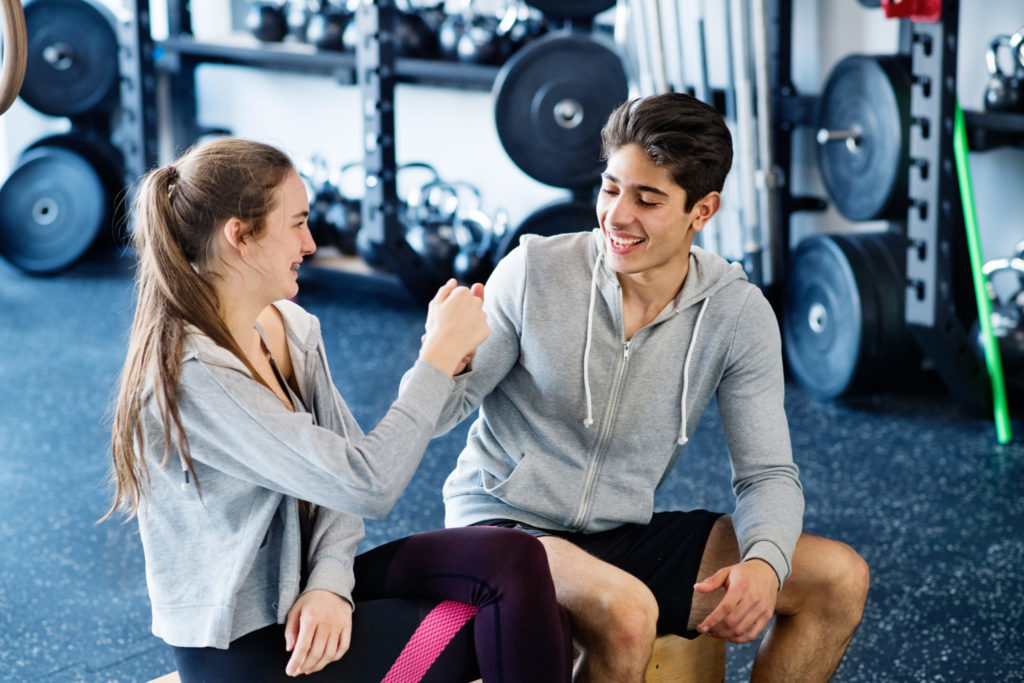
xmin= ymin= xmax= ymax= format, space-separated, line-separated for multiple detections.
xmin=769 ymin=0 xmax=1024 ymax=411
xmin=123 ymin=0 xmax=502 ymax=301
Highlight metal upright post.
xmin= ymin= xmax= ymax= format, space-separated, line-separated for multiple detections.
xmin=164 ymin=0 xmax=200 ymax=152
xmin=903 ymin=0 xmax=989 ymax=411
xmin=116 ymin=0 xmax=160 ymax=185
xmin=356 ymin=0 xmax=443 ymax=304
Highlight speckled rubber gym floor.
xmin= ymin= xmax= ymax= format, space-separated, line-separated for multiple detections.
xmin=2 ymin=254 xmax=1021 ymax=682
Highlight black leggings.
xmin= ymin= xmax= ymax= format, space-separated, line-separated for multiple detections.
xmin=172 ymin=526 xmax=572 ymax=682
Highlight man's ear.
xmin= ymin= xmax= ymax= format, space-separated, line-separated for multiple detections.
xmin=221 ymin=218 xmax=248 ymax=254
xmin=690 ymin=192 xmax=722 ymax=232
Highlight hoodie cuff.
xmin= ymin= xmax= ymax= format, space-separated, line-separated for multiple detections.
xmin=303 ymin=556 xmax=355 ymax=608
xmin=743 ymin=540 xmax=790 ymax=591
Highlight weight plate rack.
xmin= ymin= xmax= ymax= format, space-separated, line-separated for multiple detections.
xmin=766 ymin=0 xmax=1024 ymax=409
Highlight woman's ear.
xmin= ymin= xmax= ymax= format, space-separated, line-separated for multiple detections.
xmin=690 ymin=192 xmax=722 ymax=232
xmin=221 ymin=218 xmax=248 ymax=254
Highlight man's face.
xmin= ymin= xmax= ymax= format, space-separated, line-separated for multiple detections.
xmin=596 ymin=143 xmax=705 ymax=281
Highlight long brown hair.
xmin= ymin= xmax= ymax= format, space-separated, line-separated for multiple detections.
xmin=105 ymin=138 xmax=294 ymax=520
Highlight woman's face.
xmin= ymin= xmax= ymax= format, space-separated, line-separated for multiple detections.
xmin=247 ymin=170 xmax=316 ymax=302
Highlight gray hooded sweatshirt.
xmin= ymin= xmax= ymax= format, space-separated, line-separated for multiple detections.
xmin=434 ymin=230 xmax=803 ymax=585
xmin=137 ymin=299 xmax=454 ymax=648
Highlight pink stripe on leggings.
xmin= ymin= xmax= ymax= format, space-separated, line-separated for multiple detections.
xmin=381 ymin=600 xmax=478 ymax=683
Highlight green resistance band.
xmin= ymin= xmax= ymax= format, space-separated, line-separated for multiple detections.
xmin=953 ymin=101 xmax=1012 ymax=444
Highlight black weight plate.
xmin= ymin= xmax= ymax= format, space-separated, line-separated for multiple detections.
xmin=21 ymin=0 xmax=120 ymax=117
xmin=494 ymin=33 xmax=627 ymax=190
xmin=496 ymin=197 xmax=595 ymax=258
xmin=525 ymin=0 xmax=616 ymax=20
xmin=783 ymin=234 xmax=869 ymax=398
xmin=25 ymin=132 xmax=126 ymax=246
xmin=817 ymin=55 xmax=911 ymax=222
xmin=0 ymin=146 xmax=108 ymax=273
xmin=784 ymin=231 xmax=918 ymax=398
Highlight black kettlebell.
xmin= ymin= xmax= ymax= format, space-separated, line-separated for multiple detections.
xmin=285 ymin=0 xmax=313 ymax=42
xmin=983 ymin=33 xmax=1024 ymax=113
xmin=971 ymin=257 xmax=1024 ymax=392
xmin=438 ymin=12 xmax=469 ymax=61
xmin=246 ymin=2 xmax=289 ymax=43
xmin=395 ymin=8 xmax=437 ymax=59
xmin=452 ymin=208 xmax=497 ymax=284
xmin=500 ymin=2 xmax=547 ymax=60
xmin=307 ymin=4 xmax=351 ymax=51
xmin=457 ymin=13 xmax=503 ymax=65
xmin=301 ymin=158 xmax=342 ymax=249
xmin=406 ymin=219 xmax=459 ymax=279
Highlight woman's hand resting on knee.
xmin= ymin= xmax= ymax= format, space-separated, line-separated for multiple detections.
xmin=284 ymin=589 xmax=354 ymax=676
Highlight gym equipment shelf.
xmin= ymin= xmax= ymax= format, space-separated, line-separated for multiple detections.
xmin=127 ymin=0 xmax=508 ymax=303
xmin=962 ymin=109 xmax=1024 ymax=151
xmin=155 ymin=35 xmax=499 ymax=91
xmin=770 ymin=0 xmax=1018 ymax=411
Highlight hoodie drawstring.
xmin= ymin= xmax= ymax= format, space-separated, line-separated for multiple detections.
xmin=677 ymin=298 xmax=709 ymax=445
xmin=581 ymin=246 xmax=711 ymax=446
xmin=582 ymin=250 xmax=604 ymax=428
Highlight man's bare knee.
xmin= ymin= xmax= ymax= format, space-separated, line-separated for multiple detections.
xmin=826 ymin=542 xmax=870 ymax=624
xmin=592 ymin=578 xmax=659 ymax=652
xmin=539 ymin=536 xmax=658 ymax=678
xmin=781 ymin=536 xmax=870 ymax=628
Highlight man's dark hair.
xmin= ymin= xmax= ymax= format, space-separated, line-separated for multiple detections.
xmin=601 ymin=93 xmax=733 ymax=211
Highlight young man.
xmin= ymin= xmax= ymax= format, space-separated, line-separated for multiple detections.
xmin=427 ymin=93 xmax=869 ymax=681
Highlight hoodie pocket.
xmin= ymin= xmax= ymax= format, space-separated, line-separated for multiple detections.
xmin=485 ymin=451 xmax=585 ymax=528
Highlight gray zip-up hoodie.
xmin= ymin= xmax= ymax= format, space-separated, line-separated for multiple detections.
xmin=434 ymin=230 xmax=803 ymax=585
xmin=137 ymin=299 xmax=454 ymax=648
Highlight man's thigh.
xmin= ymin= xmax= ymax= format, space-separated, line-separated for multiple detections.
xmin=542 ymin=510 xmax=723 ymax=638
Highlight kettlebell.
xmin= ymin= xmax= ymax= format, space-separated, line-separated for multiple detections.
xmin=246 ymin=1 xmax=289 ymax=43
xmin=438 ymin=11 xmax=469 ymax=61
xmin=453 ymin=208 xmax=498 ymax=284
xmin=971 ymin=257 xmax=1024 ymax=392
xmin=285 ymin=0 xmax=314 ymax=42
xmin=395 ymin=7 xmax=437 ymax=59
xmin=307 ymin=3 xmax=351 ymax=51
xmin=457 ymin=13 xmax=503 ymax=65
xmin=983 ymin=33 xmax=1024 ymax=113
xmin=301 ymin=157 xmax=343 ymax=250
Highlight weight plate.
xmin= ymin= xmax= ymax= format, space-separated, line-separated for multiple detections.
xmin=0 ymin=146 xmax=109 ymax=273
xmin=525 ymin=0 xmax=616 ymax=20
xmin=494 ymin=33 xmax=628 ymax=190
xmin=496 ymin=197 xmax=595 ymax=258
xmin=816 ymin=55 xmax=912 ymax=222
xmin=25 ymin=132 xmax=126 ymax=245
xmin=784 ymin=231 xmax=917 ymax=398
xmin=21 ymin=0 xmax=120 ymax=118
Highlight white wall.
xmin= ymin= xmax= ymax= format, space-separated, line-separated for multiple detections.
xmin=3 ymin=0 xmax=1023 ymax=258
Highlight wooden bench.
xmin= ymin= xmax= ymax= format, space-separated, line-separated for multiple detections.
xmin=149 ymin=633 xmax=725 ymax=682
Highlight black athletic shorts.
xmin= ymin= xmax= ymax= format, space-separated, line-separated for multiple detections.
xmin=474 ymin=509 xmax=724 ymax=639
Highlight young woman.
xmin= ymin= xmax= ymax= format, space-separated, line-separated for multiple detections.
xmin=106 ymin=138 xmax=571 ymax=682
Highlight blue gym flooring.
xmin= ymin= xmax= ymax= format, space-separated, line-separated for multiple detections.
xmin=1 ymin=252 xmax=1022 ymax=682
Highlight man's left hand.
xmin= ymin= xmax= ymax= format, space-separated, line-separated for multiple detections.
xmin=693 ymin=559 xmax=779 ymax=643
